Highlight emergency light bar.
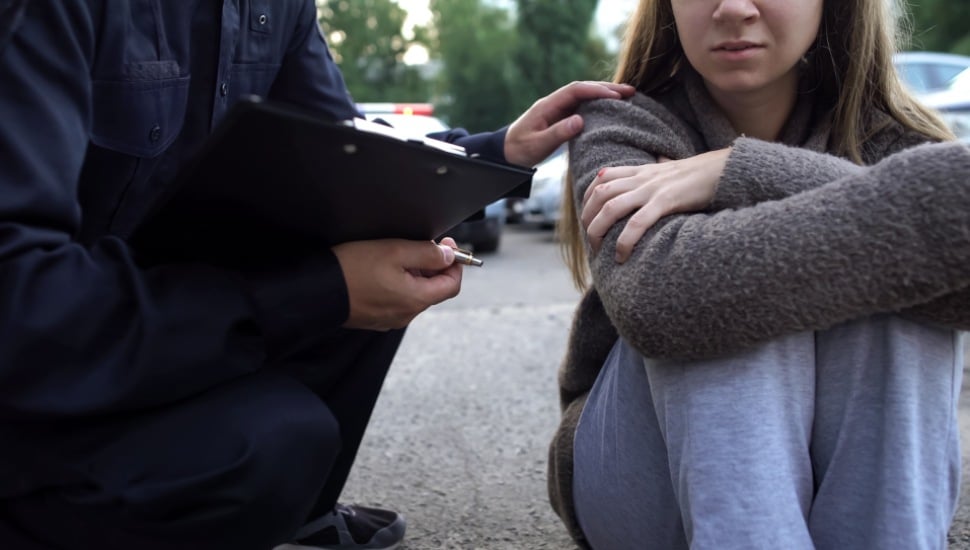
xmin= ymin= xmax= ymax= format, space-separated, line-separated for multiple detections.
xmin=356 ymin=103 xmax=435 ymax=116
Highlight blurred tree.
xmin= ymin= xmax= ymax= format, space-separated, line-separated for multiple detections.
xmin=584 ymin=30 xmax=614 ymax=82
xmin=317 ymin=0 xmax=432 ymax=102
xmin=429 ymin=0 xmax=520 ymax=132
xmin=428 ymin=0 xmax=607 ymax=133
xmin=904 ymin=0 xmax=970 ymax=55
xmin=513 ymin=0 xmax=601 ymax=102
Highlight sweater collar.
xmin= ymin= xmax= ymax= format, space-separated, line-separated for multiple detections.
xmin=679 ymin=67 xmax=830 ymax=153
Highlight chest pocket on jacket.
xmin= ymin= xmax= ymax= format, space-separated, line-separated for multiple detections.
xmin=79 ymin=71 xmax=189 ymax=243
xmin=228 ymin=0 xmax=283 ymax=101
xmin=90 ymin=68 xmax=189 ymax=159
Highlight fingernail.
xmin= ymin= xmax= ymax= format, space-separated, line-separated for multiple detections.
xmin=597 ymin=168 xmax=606 ymax=178
xmin=568 ymin=114 xmax=582 ymax=133
xmin=439 ymin=244 xmax=455 ymax=264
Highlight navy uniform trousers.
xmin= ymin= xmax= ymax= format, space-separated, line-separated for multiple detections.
xmin=0 ymin=329 xmax=404 ymax=550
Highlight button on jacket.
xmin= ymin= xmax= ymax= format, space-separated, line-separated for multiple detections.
xmin=0 ymin=0 xmax=508 ymax=491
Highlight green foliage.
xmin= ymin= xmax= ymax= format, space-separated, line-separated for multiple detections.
xmin=584 ymin=30 xmax=615 ymax=82
xmin=904 ymin=0 xmax=970 ymax=55
xmin=316 ymin=0 xmax=609 ymax=132
xmin=513 ymin=0 xmax=601 ymax=99
xmin=428 ymin=0 xmax=605 ymax=132
xmin=429 ymin=0 xmax=521 ymax=132
xmin=317 ymin=0 xmax=432 ymax=102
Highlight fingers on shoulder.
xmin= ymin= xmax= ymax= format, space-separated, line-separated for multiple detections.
xmin=566 ymin=80 xmax=631 ymax=99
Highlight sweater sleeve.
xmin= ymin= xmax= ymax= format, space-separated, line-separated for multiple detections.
xmin=712 ymin=138 xmax=866 ymax=209
xmin=713 ymin=124 xmax=931 ymax=209
xmin=587 ymin=141 xmax=970 ymax=360
xmin=713 ymin=135 xmax=970 ymax=330
xmin=568 ymin=94 xmax=699 ymax=191
xmin=569 ymin=94 xmax=970 ymax=358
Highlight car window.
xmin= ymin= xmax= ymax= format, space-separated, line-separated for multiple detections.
xmin=946 ymin=68 xmax=970 ymax=92
xmin=896 ymin=62 xmax=959 ymax=93
xmin=930 ymin=64 xmax=970 ymax=91
xmin=894 ymin=54 xmax=970 ymax=94
xmin=897 ymin=63 xmax=933 ymax=93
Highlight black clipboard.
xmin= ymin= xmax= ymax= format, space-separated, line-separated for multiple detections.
xmin=130 ymin=97 xmax=533 ymax=263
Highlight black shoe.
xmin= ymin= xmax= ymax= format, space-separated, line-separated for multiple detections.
xmin=281 ymin=503 xmax=406 ymax=550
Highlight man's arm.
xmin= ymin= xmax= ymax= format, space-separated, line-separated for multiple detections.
xmin=441 ymin=81 xmax=637 ymax=166
xmin=0 ymin=2 xmax=359 ymax=420
xmin=259 ymin=0 xmax=467 ymax=331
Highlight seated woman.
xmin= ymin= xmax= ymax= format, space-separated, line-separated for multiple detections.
xmin=548 ymin=0 xmax=970 ymax=548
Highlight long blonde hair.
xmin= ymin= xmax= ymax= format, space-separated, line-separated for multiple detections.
xmin=560 ymin=0 xmax=955 ymax=290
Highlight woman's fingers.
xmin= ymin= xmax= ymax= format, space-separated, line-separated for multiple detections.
xmin=580 ymin=149 xmax=730 ymax=262
xmin=614 ymin=192 xmax=675 ymax=262
xmin=585 ymin=180 xmax=658 ymax=252
xmin=583 ymin=165 xmax=641 ymax=205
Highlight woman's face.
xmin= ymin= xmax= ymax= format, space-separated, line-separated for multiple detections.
xmin=671 ymin=0 xmax=823 ymax=98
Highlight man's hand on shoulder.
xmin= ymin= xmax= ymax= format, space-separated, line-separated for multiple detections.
xmin=504 ymin=81 xmax=635 ymax=168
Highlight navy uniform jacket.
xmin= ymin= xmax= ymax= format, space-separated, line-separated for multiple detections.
xmin=0 ymin=0 xmax=508 ymax=480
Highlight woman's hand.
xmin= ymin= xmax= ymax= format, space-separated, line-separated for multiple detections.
xmin=582 ymin=148 xmax=731 ymax=262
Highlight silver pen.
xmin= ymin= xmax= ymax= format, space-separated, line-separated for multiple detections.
xmin=451 ymin=246 xmax=484 ymax=267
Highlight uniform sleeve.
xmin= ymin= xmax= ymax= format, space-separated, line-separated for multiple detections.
xmin=570 ymin=97 xmax=970 ymax=360
xmin=0 ymin=2 xmax=347 ymax=420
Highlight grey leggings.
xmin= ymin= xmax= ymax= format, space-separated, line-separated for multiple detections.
xmin=573 ymin=315 xmax=963 ymax=550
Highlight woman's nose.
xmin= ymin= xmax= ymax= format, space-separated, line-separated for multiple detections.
xmin=712 ymin=0 xmax=760 ymax=23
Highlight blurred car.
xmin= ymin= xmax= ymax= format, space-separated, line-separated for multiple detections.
xmin=356 ymin=102 xmax=450 ymax=135
xmin=505 ymin=195 xmax=526 ymax=224
xmin=522 ymin=146 xmax=568 ymax=229
xmin=443 ymin=198 xmax=506 ymax=253
xmin=915 ymin=67 xmax=970 ymax=142
xmin=894 ymin=51 xmax=970 ymax=94
xmin=356 ymin=102 xmax=506 ymax=253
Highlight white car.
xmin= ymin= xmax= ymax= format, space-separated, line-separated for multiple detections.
xmin=894 ymin=51 xmax=970 ymax=94
xmin=522 ymin=146 xmax=568 ymax=229
xmin=915 ymin=67 xmax=970 ymax=142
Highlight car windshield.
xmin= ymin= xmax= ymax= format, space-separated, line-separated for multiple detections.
xmin=893 ymin=52 xmax=970 ymax=94
xmin=945 ymin=67 xmax=970 ymax=93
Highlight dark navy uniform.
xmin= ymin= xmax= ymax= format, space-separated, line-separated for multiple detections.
xmin=0 ymin=1 xmax=507 ymax=548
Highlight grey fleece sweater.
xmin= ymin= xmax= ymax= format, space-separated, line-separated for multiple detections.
xmin=548 ymin=72 xmax=970 ymax=544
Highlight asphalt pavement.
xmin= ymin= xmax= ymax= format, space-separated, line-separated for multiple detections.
xmin=340 ymin=225 xmax=970 ymax=550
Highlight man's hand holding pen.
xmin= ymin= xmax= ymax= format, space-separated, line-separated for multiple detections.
xmin=332 ymin=237 xmax=476 ymax=331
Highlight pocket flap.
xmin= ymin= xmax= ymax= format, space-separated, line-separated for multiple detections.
xmin=90 ymin=75 xmax=189 ymax=158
